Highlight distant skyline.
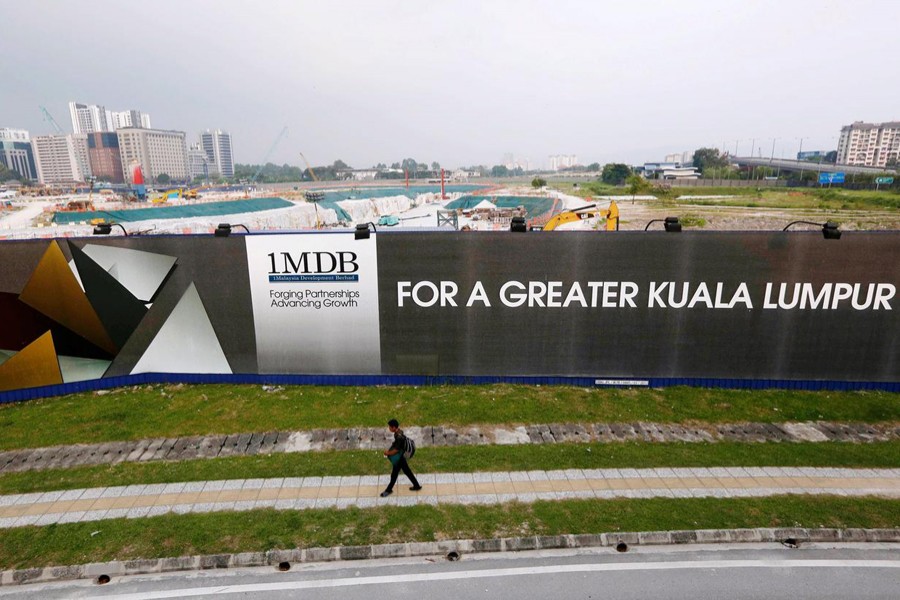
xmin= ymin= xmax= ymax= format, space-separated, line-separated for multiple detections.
xmin=3 ymin=0 xmax=899 ymax=169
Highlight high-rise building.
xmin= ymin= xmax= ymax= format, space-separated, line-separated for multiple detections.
xmin=68 ymin=102 xmax=109 ymax=134
xmin=116 ymin=128 xmax=188 ymax=183
xmin=836 ymin=121 xmax=900 ymax=168
xmin=87 ymin=132 xmax=124 ymax=183
xmin=187 ymin=143 xmax=213 ymax=181
xmin=199 ymin=129 xmax=234 ymax=178
xmin=0 ymin=128 xmax=37 ymax=180
xmin=69 ymin=101 xmax=153 ymax=134
xmin=108 ymin=109 xmax=152 ymax=130
xmin=548 ymin=154 xmax=578 ymax=171
xmin=31 ymin=134 xmax=90 ymax=184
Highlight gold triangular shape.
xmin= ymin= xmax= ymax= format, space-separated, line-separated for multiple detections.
xmin=0 ymin=331 xmax=63 ymax=392
xmin=19 ymin=241 xmax=117 ymax=354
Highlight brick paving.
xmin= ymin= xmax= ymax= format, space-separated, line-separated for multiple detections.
xmin=0 ymin=467 xmax=897 ymax=530
xmin=1 ymin=421 xmax=897 ymax=474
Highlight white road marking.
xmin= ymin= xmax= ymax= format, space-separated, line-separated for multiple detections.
xmin=85 ymin=559 xmax=900 ymax=599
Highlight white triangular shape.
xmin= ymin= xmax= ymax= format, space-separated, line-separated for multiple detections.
xmin=81 ymin=244 xmax=177 ymax=302
xmin=131 ymin=283 xmax=232 ymax=374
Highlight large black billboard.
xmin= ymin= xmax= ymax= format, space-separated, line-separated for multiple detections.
xmin=0 ymin=231 xmax=897 ymax=399
xmin=376 ymin=232 xmax=898 ymax=381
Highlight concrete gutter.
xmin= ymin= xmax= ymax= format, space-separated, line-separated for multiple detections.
xmin=2 ymin=527 xmax=898 ymax=587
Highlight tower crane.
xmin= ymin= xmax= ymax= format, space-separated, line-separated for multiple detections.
xmin=251 ymin=126 xmax=289 ymax=183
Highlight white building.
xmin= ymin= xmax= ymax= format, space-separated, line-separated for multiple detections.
xmin=836 ymin=121 xmax=900 ymax=168
xmin=31 ymin=134 xmax=90 ymax=184
xmin=665 ymin=151 xmax=693 ymax=164
xmin=69 ymin=102 xmax=109 ymax=134
xmin=549 ymin=154 xmax=578 ymax=171
xmin=117 ymin=128 xmax=188 ymax=183
xmin=199 ymin=129 xmax=234 ymax=178
xmin=108 ymin=110 xmax=152 ymax=130
xmin=0 ymin=128 xmax=30 ymax=143
xmin=187 ymin=143 xmax=213 ymax=180
xmin=69 ymin=101 xmax=153 ymax=134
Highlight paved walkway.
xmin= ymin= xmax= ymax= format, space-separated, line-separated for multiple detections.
xmin=1 ymin=467 xmax=898 ymax=530
xmin=2 ymin=421 xmax=896 ymax=474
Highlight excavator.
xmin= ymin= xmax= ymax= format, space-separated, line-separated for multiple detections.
xmin=540 ymin=200 xmax=619 ymax=231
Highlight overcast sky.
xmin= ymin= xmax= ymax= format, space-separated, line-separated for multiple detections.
xmin=3 ymin=0 xmax=899 ymax=169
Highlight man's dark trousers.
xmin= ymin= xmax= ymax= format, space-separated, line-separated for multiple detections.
xmin=386 ymin=456 xmax=419 ymax=492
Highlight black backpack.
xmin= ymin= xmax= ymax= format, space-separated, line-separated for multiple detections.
xmin=403 ymin=436 xmax=416 ymax=460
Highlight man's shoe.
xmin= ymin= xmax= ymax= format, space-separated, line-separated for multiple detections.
xmin=380 ymin=490 xmax=392 ymax=497
xmin=409 ymin=485 xmax=423 ymax=491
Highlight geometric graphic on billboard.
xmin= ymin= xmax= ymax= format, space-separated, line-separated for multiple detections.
xmin=67 ymin=241 xmax=148 ymax=349
xmin=0 ymin=292 xmax=112 ymax=360
xmin=18 ymin=241 xmax=117 ymax=354
xmin=0 ymin=331 xmax=63 ymax=392
xmin=131 ymin=282 xmax=232 ymax=375
xmin=77 ymin=244 xmax=177 ymax=303
xmin=58 ymin=354 xmax=112 ymax=383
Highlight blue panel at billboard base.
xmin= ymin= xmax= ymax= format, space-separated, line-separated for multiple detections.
xmin=1 ymin=372 xmax=898 ymax=405
xmin=819 ymin=172 xmax=845 ymax=184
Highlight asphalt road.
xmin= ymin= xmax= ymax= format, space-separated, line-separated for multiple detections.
xmin=2 ymin=544 xmax=898 ymax=599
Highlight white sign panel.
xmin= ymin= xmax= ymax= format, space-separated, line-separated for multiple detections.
xmin=245 ymin=233 xmax=381 ymax=374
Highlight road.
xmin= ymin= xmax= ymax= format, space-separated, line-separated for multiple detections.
xmin=2 ymin=544 xmax=898 ymax=599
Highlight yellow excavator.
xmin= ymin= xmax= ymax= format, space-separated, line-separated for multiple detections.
xmin=541 ymin=200 xmax=619 ymax=231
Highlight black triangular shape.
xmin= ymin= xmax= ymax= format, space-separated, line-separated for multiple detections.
xmin=0 ymin=292 xmax=113 ymax=360
xmin=67 ymin=241 xmax=148 ymax=350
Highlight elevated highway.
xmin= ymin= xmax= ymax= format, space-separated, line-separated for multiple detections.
xmin=731 ymin=156 xmax=896 ymax=176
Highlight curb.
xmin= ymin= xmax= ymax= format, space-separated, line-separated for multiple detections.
xmin=2 ymin=527 xmax=898 ymax=587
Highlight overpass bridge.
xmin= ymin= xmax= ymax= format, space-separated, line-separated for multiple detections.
xmin=731 ymin=156 xmax=896 ymax=176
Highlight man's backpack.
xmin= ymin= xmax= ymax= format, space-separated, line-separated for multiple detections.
xmin=403 ymin=436 xmax=416 ymax=460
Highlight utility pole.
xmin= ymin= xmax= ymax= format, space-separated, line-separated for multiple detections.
xmin=749 ymin=138 xmax=756 ymax=181
xmin=797 ymin=137 xmax=807 ymax=183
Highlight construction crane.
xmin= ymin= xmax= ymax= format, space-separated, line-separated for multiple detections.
xmin=299 ymin=152 xmax=319 ymax=182
xmin=298 ymin=152 xmax=323 ymax=230
xmin=39 ymin=105 xmax=94 ymax=195
xmin=251 ymin=126 xmax=289 ymax=183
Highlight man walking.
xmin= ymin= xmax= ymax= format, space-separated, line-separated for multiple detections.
xmin=381 ymin=418 xmax=422 ymax=497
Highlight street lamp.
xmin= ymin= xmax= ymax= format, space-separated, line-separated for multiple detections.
xmin=92 ymin=222 xmax=129 ymax=236
xmin=510 ymin=216 xmax=527 ymax=232
xmin=214 ymin=223 xmax=250 ymax=237
xmin=354 ymin=222 xmax=377 ymax=240
xmin=644 ymin=217 xmax=682 ymax=232
xmin=782 ymin=220 xmax=842 ymax=239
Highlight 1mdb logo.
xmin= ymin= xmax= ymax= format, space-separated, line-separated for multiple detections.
xmin=267 ymin=251 xmax=360 ymax=282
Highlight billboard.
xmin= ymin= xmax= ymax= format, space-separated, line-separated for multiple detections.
xmin=0 ymin=231 xmax=897 ymax=398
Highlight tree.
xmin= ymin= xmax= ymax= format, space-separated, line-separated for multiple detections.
xmin=824 ymin=150 xmax=838 ymax=164
xmin=0 ymin=162 xmax=19 ymax=182
xmin=156 ymin=173 xmax=171 ymax=184
xmin=532 ymin=177 xmax=547 ymax=188
xmin=601 ymin=163 xmax=632 ymax=185
xmin=400 ymin=158 xmax=418 ymax=173
xmin=586 ymin=162 xmax=600 ymax=172
xmin=332 ymin=159 xmax=350 ymax=170
xmin=431 ymin=161 xmax=441 ymax=171
xmin=625 ymin=174 xmax=650 ymax=203
xmin=491 ymin=165 xmax=510 ymax=177
xmin=376 ymin=163 xmax=387 ymax=169
xmin=691 ymin=148 xmax=728 ymax=172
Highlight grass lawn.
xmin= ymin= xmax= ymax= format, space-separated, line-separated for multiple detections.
xmin=1 ymin=384 xmax=897 ymax=451
xmin=2 ymin=441 xmax=898 ymax=496
xmin=1 ymin=496 xmax=897 ymax=570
